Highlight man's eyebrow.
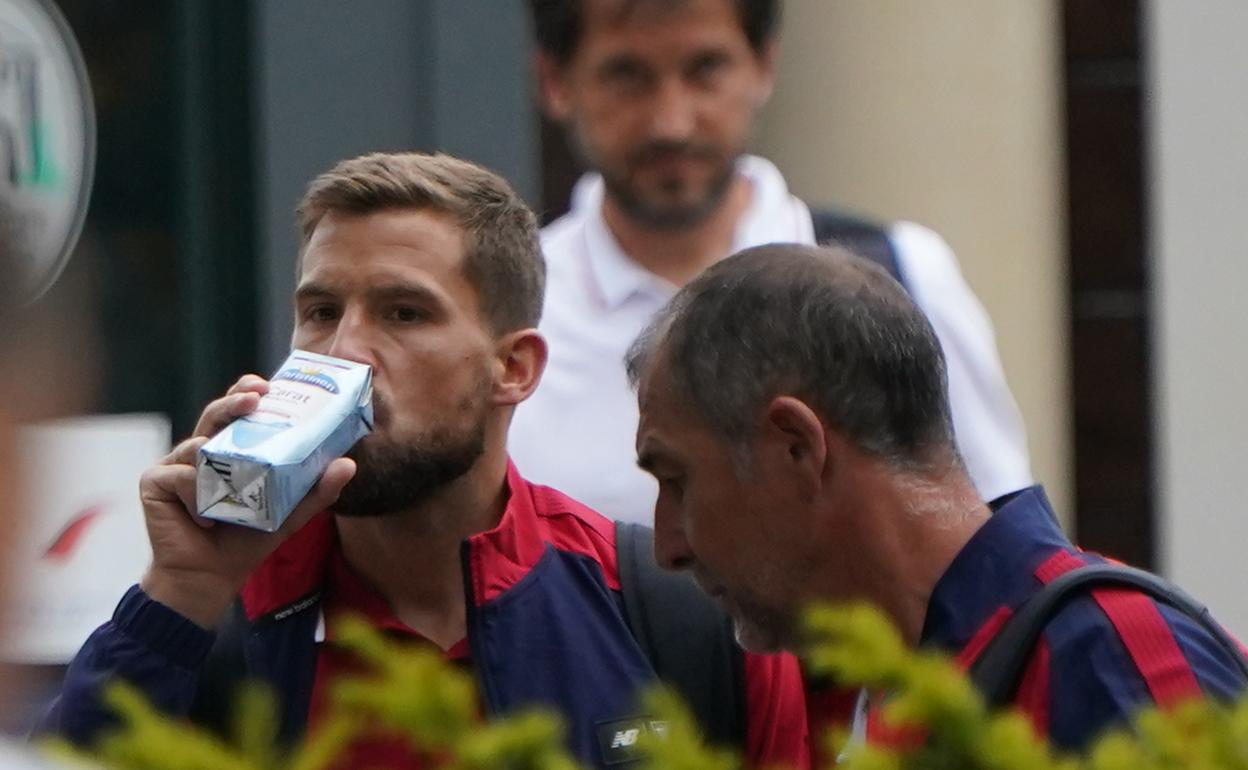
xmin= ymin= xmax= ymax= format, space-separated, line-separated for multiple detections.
xmin=367 ymin=282 xmax=441 ymax=304
xmin=596 ymin=53 xmax=646 ymax=76
xmin=294 ymin=282 xmax=336 ymax=303
xmin=293 ymin=282 xmax=443 ymax=305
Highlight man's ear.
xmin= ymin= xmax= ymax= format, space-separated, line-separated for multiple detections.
xmin=535 ymin=51 xmax=572 ymax=121
xmin=493 ymin=329 xmax=548 ymax=406
xmin=760 ymin=396 xmax=829 ymax=498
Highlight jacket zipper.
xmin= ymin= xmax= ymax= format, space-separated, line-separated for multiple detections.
xmin=461 ymin=538 xmax=500 ymax=718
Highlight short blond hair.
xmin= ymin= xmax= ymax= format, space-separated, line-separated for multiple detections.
xmin=296 ymin=152 xmax=544 ymax=333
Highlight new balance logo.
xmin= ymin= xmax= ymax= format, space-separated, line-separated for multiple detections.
xmin=609 ymin=729 xmax=640 ymax=749
xmin=596 ymin=717 xmax=669 ymax=764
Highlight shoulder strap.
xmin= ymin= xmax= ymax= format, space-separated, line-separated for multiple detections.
xmin=615 ymin=522 xmax=746 ymax=750
xmin=809 ymin=207 xmax=904 ymax=287
xmin=968 ymin=562 xmax=1248 ymax=708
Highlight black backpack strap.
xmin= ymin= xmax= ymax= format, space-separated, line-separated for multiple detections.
xmin=615 ymin=522 xmax=746 ymax=750
xmin=188 ymin=597 xmax=251 ymax=737
xmin=968 ymin=563 xmax=1248 ymax=709
xmin=809 ymin=207 xmax=904 ymax=287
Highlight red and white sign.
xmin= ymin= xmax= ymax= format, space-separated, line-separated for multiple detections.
xmin=1 ymin=414 xmax=167 ymax=663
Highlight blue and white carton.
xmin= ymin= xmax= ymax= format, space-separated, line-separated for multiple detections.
xmin=196 ymin=350 xmax=373 ymax=532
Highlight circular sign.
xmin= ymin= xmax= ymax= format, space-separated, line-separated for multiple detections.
xmin=0 ymin=0 xmax=93 ymax=305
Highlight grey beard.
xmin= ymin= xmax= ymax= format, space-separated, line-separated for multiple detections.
xmin=729 ymin=599 xmax=798 ymax=654
xmin=330 ymin=421 xmax=486 ymax=518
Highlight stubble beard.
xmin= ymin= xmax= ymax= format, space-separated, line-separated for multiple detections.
xmin=710 ymin=554 xmax=805 ymax=654
xmin=726 ymin=591 xmax=798 ymax=654
xmin=573 ymin=131 xmax=739 ymax=231
xmin=330 ymin=385 xmax=489 ymax=519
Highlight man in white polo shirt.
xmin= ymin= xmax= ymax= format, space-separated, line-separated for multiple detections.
xmin=511 ymin=0 xmax=1031 ymax=525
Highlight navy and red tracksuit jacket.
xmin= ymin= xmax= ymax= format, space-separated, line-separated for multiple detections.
xmin=865 ymin=486 xmax=1247 ymax=751
xmin=38 ymin=463 xmax=809 ymax=769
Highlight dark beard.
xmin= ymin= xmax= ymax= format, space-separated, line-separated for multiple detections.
xmin=575 ymin=134 xmax=738 ymax=231
xmin=603 ymin=167 xmax=734 ymax=230
xmin=330 ymin=420 xmax=486 ymax=518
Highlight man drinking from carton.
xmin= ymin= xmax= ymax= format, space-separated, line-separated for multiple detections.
xmin=197 ymin=350 xmax=374 ymax=532
xmin=38 ymin=152 xmax=808 ymax=770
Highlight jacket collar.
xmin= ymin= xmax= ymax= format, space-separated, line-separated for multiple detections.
xmin=919 ymin=485 xmax=1071 ymax=652
xmin=240 ymin=461 xmax=613 ymax=621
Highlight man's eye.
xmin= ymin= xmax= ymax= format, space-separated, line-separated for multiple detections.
xmin=303 ymin=305 xmax=338 ymax=323
xmin=689 ymin=53 xmax=729 ymax=82
xmin=600 ymin=61 xmax=648 ymax=89
xmin=387 ymin=305 xmax=425 ymax=323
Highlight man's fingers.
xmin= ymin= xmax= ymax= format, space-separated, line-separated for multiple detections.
xmin=318 ymin=457 xmax=358 ymax=497
xmin=158 ymin=438 xmax=214 ymax=526
xmin=192 ymin=391 xmax=262 ymax=439
xmin=165 ymin=436 xmax=208 ymax=467
xmin=225 ymin=374 xmax=269 ymax=397
xmin=297 ymin=457 xmax=357 ymax=519
xmin=143 ymin=446 xmax=354 ymax=563
xmin=140 ymin=463 xmax=198 ymax=517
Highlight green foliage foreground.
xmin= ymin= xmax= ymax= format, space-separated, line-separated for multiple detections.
xmin=44 ymin=606 xmax=1248 ymax=770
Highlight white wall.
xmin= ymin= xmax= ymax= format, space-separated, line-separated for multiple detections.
xmin=1149 ymin=1 xmax=1248 ymax=636
xmin=756 ymin=0 xmax=1071 ymax=517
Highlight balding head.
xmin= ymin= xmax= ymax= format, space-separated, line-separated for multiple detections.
xmin=628 ymin=243 xmax=961 ymax=473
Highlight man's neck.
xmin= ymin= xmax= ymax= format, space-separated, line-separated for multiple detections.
xmin=334 ymin=448 xmax=510 ymax=650
xmin=602 ymin=174 xmax=753 ymax=288
xmin=829 ymin=465 xmax=991 ymax=648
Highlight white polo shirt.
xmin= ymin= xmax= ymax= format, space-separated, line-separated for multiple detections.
xmin=509 ymin=155 xmax=1032 ymax=524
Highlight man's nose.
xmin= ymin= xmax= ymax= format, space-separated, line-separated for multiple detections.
xmin=652 ymin=505 xmax=694 ymax=572
xmin=324 ymin=308 xmax=377 ymax=368
xmin=647 ymin=78 xmax=697 ymax=142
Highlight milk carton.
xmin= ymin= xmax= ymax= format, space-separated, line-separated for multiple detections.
xmin=197 ymin=350 xmax=373 ymax=531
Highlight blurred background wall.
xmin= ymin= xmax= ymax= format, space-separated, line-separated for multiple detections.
xmin=1149 ymin=1 xmax=1248 ymax=636
xmin=254 ymin=0 xmax=538 ymax=366
xmin=755 ymin=0 xmax=1071 ymax=520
